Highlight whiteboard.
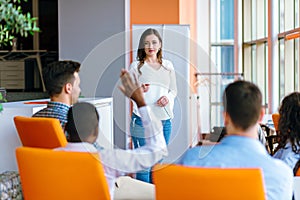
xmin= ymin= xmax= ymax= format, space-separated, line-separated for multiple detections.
xmin=132 ymin=25 xmax=193 ymax=163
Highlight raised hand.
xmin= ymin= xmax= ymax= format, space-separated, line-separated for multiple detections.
xmin=119 ymin=69 xmax=146 ymax=108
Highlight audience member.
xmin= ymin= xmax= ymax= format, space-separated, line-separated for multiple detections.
xmin=33 ymin=60 xmax=81 ymax=130
xmin=55 ymin=69 xmax=167 ymax=200
xmin=176 ymin=80 xmax=293 ymax=200
xmin=273 ymin=92 xmax=300 ymax=169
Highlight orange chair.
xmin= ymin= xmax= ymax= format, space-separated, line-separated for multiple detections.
xmin=14 ymin=116 xmax=67 ymax=148
xmin=294 ymin=159 xmax=300 ymax=176
xmin=16 ymin=147 xmax=110 ymax=200
xmin=272 ymin=113 xmax=280 ymax=132
xmin=296 ymin=168 xmax=300 ymax=176
xmin=152 ymin=164 xmax=265 ymax=200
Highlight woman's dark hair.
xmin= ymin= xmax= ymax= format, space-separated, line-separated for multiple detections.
xmin=65 ymin=102 xmax=99 ymax=143
xmin=136 ymin=28 xmax=163 ymax=74
xmin=276 ymin=92 xmax=300 ymax=154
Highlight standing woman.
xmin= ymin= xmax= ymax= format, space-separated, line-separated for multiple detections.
xmin=129 ymin=28 xmax=177 ymax=183
xmin=273 ymin=92 xmax=300 ymax=169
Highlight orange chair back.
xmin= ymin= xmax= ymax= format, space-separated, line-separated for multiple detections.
xmin=296 ymin=169 xmax=300 ymax=176
xmin=272 ymin=113 xmax=280 ymax=132
xmin=153 ymin=164 xmax=265 ymax=200
xmin=295 ymin=160 xmax=300 ymax=176
xmin=14 ymin=116 xmax=67 ymax=148
xmin=16 ymin=147 xmax=110 ymax=200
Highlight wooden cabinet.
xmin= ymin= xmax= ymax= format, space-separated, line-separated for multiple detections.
xmin=0 ymin=61 xmax=25 ymax=89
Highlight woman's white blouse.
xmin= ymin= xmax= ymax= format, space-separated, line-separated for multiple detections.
xmin=129 ymin=59 xmax=177 ymax=120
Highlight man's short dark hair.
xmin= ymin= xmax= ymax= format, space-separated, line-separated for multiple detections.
xmin=65 ymin=102 xmax=99 ymax=142
xmin=43 ymin=60 xmax=80 ymax=96
xmin=223 ymin=80 xmax=262 ymax=130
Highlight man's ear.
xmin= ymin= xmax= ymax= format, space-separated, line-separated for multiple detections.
xmin=223 ymin=111 xmax=229 ymax=126
xmin=65 ymin=83 xmax=73 ymax=94
xmin=258 ymin=108 xmax=265 ymax=123
xmin=94 ymin=127 xmax=99 ymax=137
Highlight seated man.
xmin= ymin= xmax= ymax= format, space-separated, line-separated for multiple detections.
xmin=33 ymin=60 xmax=81 ymax=130
xmin=55 ymin=69 xmax=167 ymax=200
xmin=176 ymin=80 xmax=293 ymax=200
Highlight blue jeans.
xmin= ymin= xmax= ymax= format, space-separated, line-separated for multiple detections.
xmin=130 ymin=113 xmax=172 ymax=183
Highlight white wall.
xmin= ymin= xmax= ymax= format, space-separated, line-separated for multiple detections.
xmin=58 ymin=0 xmax=128 ymax=148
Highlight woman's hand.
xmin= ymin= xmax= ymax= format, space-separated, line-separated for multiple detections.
xmin=142 ymin=83 xmax=150 ymax=92
xmin=157 ymin=96 xmax=169 ymax=107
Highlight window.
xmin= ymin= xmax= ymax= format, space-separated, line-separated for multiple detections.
xmin=278 ymin=0 xmax=300 ymax=102
xmin=243 ymin=0 xmax=268 ymax=109
xmin=209 ymin=0 xmax=235 ymax=128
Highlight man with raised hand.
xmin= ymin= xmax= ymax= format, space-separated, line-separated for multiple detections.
xmin=56 ymin=69 xmax=167 ymax=200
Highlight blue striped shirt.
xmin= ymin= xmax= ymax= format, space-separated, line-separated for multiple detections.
xmin=33 ymin=101 xmax=70 ymax=129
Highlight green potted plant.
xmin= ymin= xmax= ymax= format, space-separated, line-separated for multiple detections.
xmin=0 ymin=0 xmax=40 ymax=47
xmin=0 ymin=90 xmax=6 ymax=113
xmin=0 ymin=0 xmax=40 ymax=112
